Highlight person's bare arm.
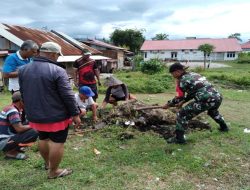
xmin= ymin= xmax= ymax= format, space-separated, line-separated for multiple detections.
xmin=3 ymin=71 xmax=18 ymax=78
xmin=94 ymin=68 xmax=101 ymax=86
xmin=91 ymin=104 xmax=98 ymax=121
xmin=12 ymin=122 xmax=31 ymax=133
xmin=101 ymin=101 xmax=108 ymax=109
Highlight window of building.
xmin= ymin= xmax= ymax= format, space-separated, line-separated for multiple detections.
xmin=227 ymin=52 xmax=235 ymax=58
xmin=171 ymin=52 xmax=177 ymax=58
xmin=145 ymin=52 xmax=147 ymax=58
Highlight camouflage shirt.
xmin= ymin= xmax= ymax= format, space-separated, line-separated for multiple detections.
xmin=168 ymin=72 xmax=221 ymax=106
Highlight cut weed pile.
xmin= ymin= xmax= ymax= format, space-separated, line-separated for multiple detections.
xmin=97 ymin=100 xmax=211 ymax=140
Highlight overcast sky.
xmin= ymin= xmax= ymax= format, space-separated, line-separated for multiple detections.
xmin=1 ymin=0 xmax=249 ymax=41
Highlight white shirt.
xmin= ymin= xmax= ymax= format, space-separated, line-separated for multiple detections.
xmin=75 ymin=93 xmax=94 ymax=109
xmin=8 ymin=51 xmax=29 ymax=91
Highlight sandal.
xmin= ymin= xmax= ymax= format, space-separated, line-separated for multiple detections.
xmin=5 ymin=153 xmax=28 ymax=160
xmin=48 ymin=169 xmax=73 ymax=179
xmin=16 ymin=147 xmax=26 ymax=153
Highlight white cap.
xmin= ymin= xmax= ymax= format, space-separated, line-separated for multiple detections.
xmin=40 ymin=42 xmax=63 ymax=56
xmin=83 ymin=51 xmax=92 ymax=56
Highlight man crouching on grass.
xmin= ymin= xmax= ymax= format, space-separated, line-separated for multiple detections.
xmin=0 ymin=92 xmax=38 ymax=160
xmin=74 ymin=86 xmax=98 ymax=130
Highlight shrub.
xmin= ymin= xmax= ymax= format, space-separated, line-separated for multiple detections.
xmin=132 ymin=54 xmax=144 ymax=71
xmin=237 ymin=52 xmax=250 ymax=64
xmin=237 ymin=57 xmax=250 ymax=64
xmin=238 ymin=52 xmax=250 ymax=58
xmin=141 ymin=59 xmax=165 ymax=74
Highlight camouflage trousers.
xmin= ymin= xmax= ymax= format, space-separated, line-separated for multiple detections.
xmin=176 ymin=97 xmax=226 ymax=131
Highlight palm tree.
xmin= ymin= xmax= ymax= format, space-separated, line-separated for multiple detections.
xmin=198 ymin=44 xmax=215 ymax=69
xmin=152 ymin=33 xmax=169 ymax=40
xmin=228 ymin=33 xmax=242 ymax=42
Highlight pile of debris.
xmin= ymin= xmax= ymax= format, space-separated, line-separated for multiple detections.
xmin=99 ymin=100 xmax=211 ymax=139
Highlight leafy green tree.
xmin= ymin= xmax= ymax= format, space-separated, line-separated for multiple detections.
xmin=198 ymin=44 xmax=215 ymax=69
xmin=228 ymin=33 xmax=242 ymax=42
xmin=110 ymin=28 xmax=145 ymax=53
xmin=152 ymin=33 xmax=169 ymax=40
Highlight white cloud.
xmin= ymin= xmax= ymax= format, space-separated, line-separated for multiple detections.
xmin=0 ymin=0 xmax=249 ymax=41
xmin=146 ymin=1 xmax=250 ymax=40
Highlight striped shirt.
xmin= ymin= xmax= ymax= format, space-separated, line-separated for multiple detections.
xmin=0 ymin=105 xmax=21 ymax=141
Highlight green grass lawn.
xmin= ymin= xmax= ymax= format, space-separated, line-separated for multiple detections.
xmin=0 ymin=62 xmax=250 ymax=190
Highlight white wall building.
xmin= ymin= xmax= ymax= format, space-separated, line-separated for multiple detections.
xmin=141 ymin=38 xmax=242 ymax=62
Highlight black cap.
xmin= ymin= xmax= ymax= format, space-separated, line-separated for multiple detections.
xmin=12 ymin=91 xmax=22 ymax=102
xmin=169 ymin=63 xmax=186 ymax=73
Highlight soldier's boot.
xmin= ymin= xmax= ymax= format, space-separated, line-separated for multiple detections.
xmin=218 ymin=122 xmax=229 ymax=132
xmin=167 ymin=130 xmax=186 ymax=144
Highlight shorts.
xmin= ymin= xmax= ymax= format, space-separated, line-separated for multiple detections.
xmin=111 ymin=95 xmax=126 ymax=101
xmin=38 ymin=127 xmax=69 ymax=143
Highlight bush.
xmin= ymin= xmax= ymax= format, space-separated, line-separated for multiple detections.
xmin=238 ymin=52 xmax=250 ymax=58
xmin=141 ymin=59 xmax=165 ymax=74
xmin=237 ymin=52 xmax=250 ymax=64
xmin=132 ymin=54 xmax=144 ymax=71
xmin=237 ymin=57 xmax=250 ymax=64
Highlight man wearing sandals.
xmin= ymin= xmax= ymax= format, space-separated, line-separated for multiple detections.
xmin=19 ymin=42 xmax=81 ymax=179
xmin=0 ymin=92 xmax=38 ymax=160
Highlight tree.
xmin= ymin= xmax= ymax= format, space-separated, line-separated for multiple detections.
xmin=152 ymin=33 xmax=169 ymax=40
xmin=228 ymin=33 xmax=242 ymax=42
xmin=110 ymin=28 xmax=145 ymax=53
xmin=198 ymin=44 xmax=215 ymax=69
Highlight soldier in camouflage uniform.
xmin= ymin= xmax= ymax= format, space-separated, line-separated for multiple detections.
xmin=163 ymin=63 xmax=229 ymax=144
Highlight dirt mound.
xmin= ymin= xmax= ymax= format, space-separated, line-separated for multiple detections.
xmin=99 ymin=100 xmax=211 ymax=139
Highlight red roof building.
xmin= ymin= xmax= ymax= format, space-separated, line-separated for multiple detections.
xmin=140 ymin=38 xmax=242 ymax=61
xmin=241 ymin=41 xmax=250 ymax=52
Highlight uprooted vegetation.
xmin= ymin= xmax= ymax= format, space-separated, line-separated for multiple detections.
xmin=94 ymin=100 xmax=211 ymax=140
